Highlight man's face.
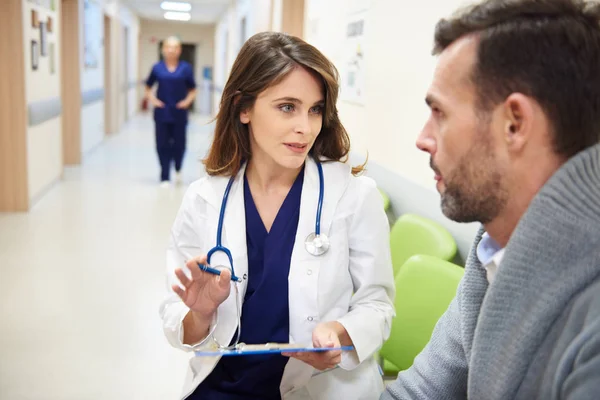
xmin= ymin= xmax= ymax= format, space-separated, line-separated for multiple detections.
xmin=417 ymin=36 xmax=509 ymax=224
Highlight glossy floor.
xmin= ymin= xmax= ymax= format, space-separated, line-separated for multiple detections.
xmin=0 ymin=114 xmax=214 ymax=399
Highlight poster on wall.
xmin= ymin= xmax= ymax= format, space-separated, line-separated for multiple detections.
xmin=340 ymin=0 xmax=371 ymax=106
xmin=31 ymin=40 xmax=39 ymax=70
xmin=28 ymin=0 xmax=51 ymax=9
xmin=31 ymin=9 xmax=40 ymax=28
xmin=83 ymin=0 xmax=101 ymax=69
xmin=40 ymin=21 xmax=48 ymax=56
xmin=49 ymin=43 xmax=55 ymax=74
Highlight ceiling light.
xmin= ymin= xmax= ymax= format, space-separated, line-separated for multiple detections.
xmin=164 ymin=11 xmax=191 ymax=21
xmin=160 ymin=1 xmax=192 ymax=12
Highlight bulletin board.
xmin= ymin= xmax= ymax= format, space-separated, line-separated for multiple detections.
xmin=83 ymin=0 xmax=102 ymax=69
xmin=340 ymin=0 xmax=372 ymax=106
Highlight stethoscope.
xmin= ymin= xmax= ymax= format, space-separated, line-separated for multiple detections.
xmin=198 ymin=160 xmax=328 ymax=350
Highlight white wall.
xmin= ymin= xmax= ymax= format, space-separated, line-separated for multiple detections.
xmin=23 ymin=0 xmax=63 ymax=201
xmin=80 ymin=0 xmax=105 ymax=154
xmin=101 ymin=0 xmax=140 ymax=131
xmin=215 ymin=0 xmax=463 ymax=189
xmin=79 ymin=0 xmax=139 ymax=155
xmin=117 ymin=5 xmax=140 ymax=122
xmin=303 ymin=0 xmax=468 ymax=189
xmin=301 ymin=0 xmax=479 ymax=256
xmin=212 ymin=0 xmax=273 ymax=111
xmin=209 ymin=0 xmax=480 ymax=256
xmin=271 ymin=0 xmax=282 ymax=32
xmin=106 ymin=2 xmax=140 ymax=124
xmin=139 ymin=19 xmax=215 ymax=115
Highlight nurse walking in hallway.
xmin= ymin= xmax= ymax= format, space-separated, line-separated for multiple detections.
xmin=145 ymin=36 xmax=197 ymax=186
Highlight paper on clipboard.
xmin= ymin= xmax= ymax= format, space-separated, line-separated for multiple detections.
xmin=194 ymin=342 xmax=354 ymax=357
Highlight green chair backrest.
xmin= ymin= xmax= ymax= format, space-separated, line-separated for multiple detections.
xmin=378 ymin=188 xmax=391 ymax=211
xmin=390 ymin=213 xmax=457 ymax=276
xmin=379 ymin=254 xmax=464 ymax=372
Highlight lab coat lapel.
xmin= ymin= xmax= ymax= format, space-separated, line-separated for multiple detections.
xmin=283 ymin=158 xmax=351 ymax=395
xmin=202 ymin=166 xmax=249 ymax=281
xmin=221 ymin=164 xmax=249 ymax=284
xmin=295 ymin=158 xmax=350 ymax=261
xmin=289 ymin=157 xmax=350 ymax=329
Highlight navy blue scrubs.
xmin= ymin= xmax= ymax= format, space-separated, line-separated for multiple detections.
xmin=190 ymin=168 xmax=305 ymax=400
xmin=145 ymin=61 xmax=196 ymax=181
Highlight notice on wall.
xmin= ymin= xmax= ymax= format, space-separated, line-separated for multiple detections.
xmin=83 ymin=0 xmax=101 ymax=69
xmin=340 ymin=0 xmax=371 ymax=106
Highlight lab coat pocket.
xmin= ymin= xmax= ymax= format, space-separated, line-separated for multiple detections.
xmin=317 ymin=216 xmax=353 ymax=313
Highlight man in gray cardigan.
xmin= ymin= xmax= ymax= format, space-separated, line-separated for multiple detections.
xmin=381 ymin=0 xmax=600 ymax=399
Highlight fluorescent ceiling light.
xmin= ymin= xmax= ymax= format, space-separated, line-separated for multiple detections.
xmin=164 ymin=11 xmax=191 ymax=21
xmin=161 ymin=1 xmax=192 ymax=12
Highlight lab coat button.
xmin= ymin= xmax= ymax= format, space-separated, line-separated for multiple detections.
xmin=307 ymin=269 xmax=312 ymax=275
xmin=307 ymin=316 xmax=313 ymax=322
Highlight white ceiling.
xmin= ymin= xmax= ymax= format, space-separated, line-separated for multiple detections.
xmin=120 ymin=0 xmax=230 ymax=24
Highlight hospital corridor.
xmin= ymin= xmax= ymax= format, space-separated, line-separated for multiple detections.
xmin=3 ymin=0 xmax=600 ymax=399
xmin=0 ymin=115 xmax=214 ymax=399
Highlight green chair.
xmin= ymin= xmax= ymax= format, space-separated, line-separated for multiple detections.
xmin=378 ymin=188 xmax=391 ymax=212
xmin=389 ymin=213 xmax=457 ymax=276
xmin=379 ymin=254 xmax=464 ymax=376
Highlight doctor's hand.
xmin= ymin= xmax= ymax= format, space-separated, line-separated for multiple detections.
xmin=282 ymin=322 xmax=342 ymax=371
xmin=172 ymin=255 xmax=232 ymax=318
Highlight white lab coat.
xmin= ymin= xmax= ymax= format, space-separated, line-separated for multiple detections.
xmin=159 ymin=157 xmax=395 ymax=399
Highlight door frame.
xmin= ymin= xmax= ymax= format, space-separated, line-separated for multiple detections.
xmin=61 ymin=0 xmax=82 ymax=165
xmin=0 ymin=0 xmax=28 ymax=211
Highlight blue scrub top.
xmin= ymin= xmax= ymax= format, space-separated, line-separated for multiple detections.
xmin=191 ymin=168 xmax=305 ymax=400
xmin=145 ymin=60 xmax=196 ymax=123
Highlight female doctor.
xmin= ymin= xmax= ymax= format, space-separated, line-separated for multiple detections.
xmin=160 ymin=32 xmax=395 ymax=400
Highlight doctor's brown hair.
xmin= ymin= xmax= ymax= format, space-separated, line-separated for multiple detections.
xmin=203 ymin=32 xmax=364 ymax=177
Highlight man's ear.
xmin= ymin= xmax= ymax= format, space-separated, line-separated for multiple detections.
xmin=503 ymin=93 xmax=535 ymax=153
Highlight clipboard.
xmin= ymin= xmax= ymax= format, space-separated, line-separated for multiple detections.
xmin=194 ymin=342 xmax=354 ymax=357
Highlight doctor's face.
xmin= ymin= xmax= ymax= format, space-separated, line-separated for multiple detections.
xmin=240 ymin=66 xmax=325 ymax=171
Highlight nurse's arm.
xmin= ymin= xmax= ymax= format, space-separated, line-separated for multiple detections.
xmin=145 ymin=85 xmax=164 ymax=108
xmin=177 ymin=88 xmax=198 ymax=109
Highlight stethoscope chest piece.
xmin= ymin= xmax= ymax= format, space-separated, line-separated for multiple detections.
xmin=305 ymin=232 xmax=330 ymax=256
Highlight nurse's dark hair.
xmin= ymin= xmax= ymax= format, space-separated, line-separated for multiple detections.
xmin=203 ymin=32 xmax=365 ymax=176
xmin=434 ymin=0 xmax=600 ymax=157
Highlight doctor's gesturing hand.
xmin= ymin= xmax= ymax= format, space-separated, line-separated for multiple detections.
xmin=283 ymin=322 xmax=348 ymax=370
xmin=172 ymin=255 xmax=232 ymax=345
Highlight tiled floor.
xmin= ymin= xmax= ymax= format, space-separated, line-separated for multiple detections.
xmin=0 ymin=113 xmax=214 ymax=399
